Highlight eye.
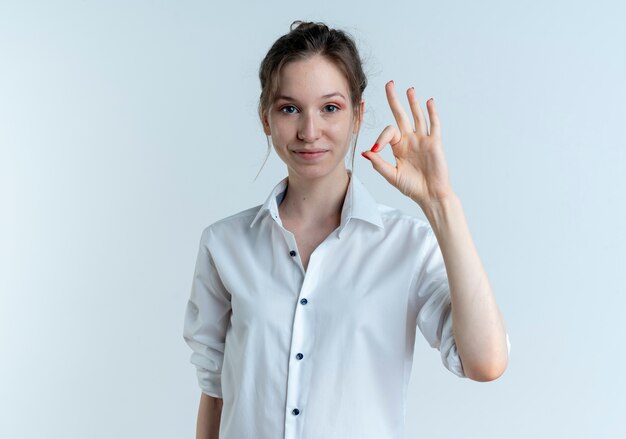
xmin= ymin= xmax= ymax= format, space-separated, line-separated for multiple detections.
xmin=324 ymin=104 xmax=339 ymax=113
xmin=280 ymin=105 xmax=298 ymax=114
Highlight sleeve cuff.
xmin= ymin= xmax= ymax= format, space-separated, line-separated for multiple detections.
xmin=196 ymin=366 xmax=223 ymax=398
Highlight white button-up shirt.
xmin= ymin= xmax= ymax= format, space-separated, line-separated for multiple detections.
xmin=183 ymin=171 xmax=502 ymax=438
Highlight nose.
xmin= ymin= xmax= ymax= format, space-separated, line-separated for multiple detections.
xmin=297 ymin=112 xmax=321 ymax=143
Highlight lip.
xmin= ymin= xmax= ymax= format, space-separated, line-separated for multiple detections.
xmin=292 ymin=150 xmax=328 ymax=160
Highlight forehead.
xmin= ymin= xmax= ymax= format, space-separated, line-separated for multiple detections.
xmin=277 ymin=55 xmax=350 ymax=98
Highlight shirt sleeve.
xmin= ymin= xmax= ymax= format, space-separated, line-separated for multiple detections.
xmin=412 ymin=227 xmax=466 ymax=378
xmin=183 ymin=226 xmax=232 ymax=398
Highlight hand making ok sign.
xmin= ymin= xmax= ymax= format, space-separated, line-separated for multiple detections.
xmin=361 ymin=80 xmax=455 ymax=206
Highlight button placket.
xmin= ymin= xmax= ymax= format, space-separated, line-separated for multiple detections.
xmin=282 ymin=229 xmax=305 ymax=275
xmin=283 ymin=239 xmax=331 ymax=438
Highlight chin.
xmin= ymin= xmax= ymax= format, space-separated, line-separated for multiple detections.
xmin=289 ymin=166 xmax=327 ymax=180
xmin=288 ymin=161 xmax=346 ymax=181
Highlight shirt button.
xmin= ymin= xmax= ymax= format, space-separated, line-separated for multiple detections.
xmin=300 ymin=298 xmax=308 ymax=305
xmin=292 ymin=408 xmax=300 ymax=416
xmin=290 ymin=250 xmax=297 ymax=257
xmin=296 ymin=353 xmax=304 ymax=360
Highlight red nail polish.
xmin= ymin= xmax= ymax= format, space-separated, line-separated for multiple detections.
xmin=370 ymin=143 xmax=380 ymax=152
xmin=361 ymin=151 xmax=371 ymax=161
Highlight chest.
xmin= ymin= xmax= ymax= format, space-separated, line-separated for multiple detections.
xmin=221 ymin=222 xmax=417 ymax=352
xmin=282 ymin=221 xmax=339 ymax=272
xmin=213 ymin=217 xmax=428 ymax=356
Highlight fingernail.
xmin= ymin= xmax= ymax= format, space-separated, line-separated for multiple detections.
xmin=389 ymin=80 xmax=394 ymax=85
xmin=361 ymin=151 xmax=371 ymax=161
xmin=370 ymin=143 xmax=380 ymax=152
xmin=428 ymin=97 xmax=434 ymax=102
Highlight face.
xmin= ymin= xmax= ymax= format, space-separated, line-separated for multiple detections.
xmin=262 ymin=54 xmax=364 ymax=182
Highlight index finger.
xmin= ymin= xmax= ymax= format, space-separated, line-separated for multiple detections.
xmin=385 ymin=80 xmax=413 ymax=134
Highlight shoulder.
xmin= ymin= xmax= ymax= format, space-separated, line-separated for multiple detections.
xmin=372 ymin=202 xmax=438 ymax=254
xmin=377 ymin=202 xmax=432 ymax=233
xmin=375 ymin=203 xmax=440 ymax=262
xmin=199 ymin=204 xmax=263 ymax=243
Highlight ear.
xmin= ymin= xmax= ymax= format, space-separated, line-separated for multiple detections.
xmin=261 ymin=111 xmax=271 ymax=136
xmin=353 ymin=99 xmax=365 ymax=134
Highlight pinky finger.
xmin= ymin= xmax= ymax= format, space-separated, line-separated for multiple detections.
xmin=427 ymin=98 xmax=441 ymax=138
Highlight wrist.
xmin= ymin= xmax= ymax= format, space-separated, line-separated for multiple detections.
xmin=416 ymin=193 xmax=462 ymax=231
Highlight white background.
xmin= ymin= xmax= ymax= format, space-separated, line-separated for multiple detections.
xmin=2 ymin=1 xmax=625 ymax=437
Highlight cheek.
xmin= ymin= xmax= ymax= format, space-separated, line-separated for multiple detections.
xmin=271 ymin=120 xmax=296 ymax=140
xmin=329 ymin=120 xmax=348 ymax=132
xmin=330 ymin=120 xmax=354 ymax=143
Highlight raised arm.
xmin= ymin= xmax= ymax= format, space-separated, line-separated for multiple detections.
xmin=362 ymin=81 xmax=509 ymax=381
xmin=420 ymin=194 xmax=508 ymax=381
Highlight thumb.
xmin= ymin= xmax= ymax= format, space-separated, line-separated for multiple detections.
xmin=361 ymin=150 xmax=397 ymax=187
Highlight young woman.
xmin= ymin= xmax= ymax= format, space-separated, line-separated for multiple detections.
xmin=184 ymin=20 xmax=510 ymax=439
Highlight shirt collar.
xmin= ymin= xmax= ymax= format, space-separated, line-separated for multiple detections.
xmin=249 ymin=170 xmax=384 ymax=237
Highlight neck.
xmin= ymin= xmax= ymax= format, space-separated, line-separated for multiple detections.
xmin=279 ymin=167 xmax=351 ymax=226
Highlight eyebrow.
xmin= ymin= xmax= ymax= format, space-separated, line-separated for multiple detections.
xmin=276 ymin=92 xmax=347 ymax=101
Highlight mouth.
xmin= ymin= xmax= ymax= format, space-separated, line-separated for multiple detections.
xmin=292 ymin=150 xmax=328 ymax=160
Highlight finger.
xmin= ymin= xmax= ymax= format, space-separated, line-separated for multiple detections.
xmin=407 ymin=87 xmax=428 ymax=136
xmin=370 ymin=125 xmax=402 ymax=153
xmin=361 ymin=149 xmax=397 ymax=187
xmin=385 ymin=80 xmax=413 ymax=134
xmin=426 ymin=97 xmax=441 ymax=138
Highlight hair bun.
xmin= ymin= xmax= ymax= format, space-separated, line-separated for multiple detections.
xmin=290 ymin=20 xmax=329 ymax=33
